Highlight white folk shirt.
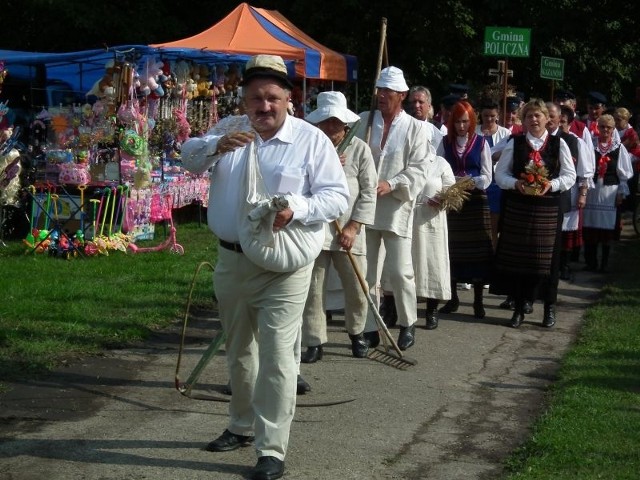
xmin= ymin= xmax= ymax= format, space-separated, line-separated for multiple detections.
xmin=495 ymin=130 xmax=576 ymax=193
xmin=355 ymin=110 xmax=432 ymax=238
xmin=181 ymin=114 xmax=349 ymax=243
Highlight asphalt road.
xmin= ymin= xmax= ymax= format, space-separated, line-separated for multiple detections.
xmin=0 ymin=248 xmax=611 ymax=480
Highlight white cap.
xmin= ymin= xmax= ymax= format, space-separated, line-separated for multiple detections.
xmin=305 ymin=91 xmax=360 ymax=125
xmin=375 ymin=66 xmax=409 ymax=92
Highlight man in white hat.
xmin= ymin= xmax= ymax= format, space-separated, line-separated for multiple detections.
xmin=355 ymin=66 xmax=433 ymax=351
xmin=181 ymin=54 xmax=349 ymax=480
xmin=299 ymin=91 xmax=378 ymax=365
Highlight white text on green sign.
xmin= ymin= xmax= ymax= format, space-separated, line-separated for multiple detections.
xmin=540 ymin=56 xmax=564 ymax=81
xmin=484 ymin=27 xmax=531 ymax=58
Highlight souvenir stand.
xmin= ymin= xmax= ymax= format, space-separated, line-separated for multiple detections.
xmin=1 ymin=46 xmax=248 ymax=256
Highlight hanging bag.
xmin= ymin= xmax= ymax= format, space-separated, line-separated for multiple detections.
xmin=237 ymin=140 xmax=324 ymax=273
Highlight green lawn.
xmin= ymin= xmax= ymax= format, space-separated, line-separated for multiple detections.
xmin=0 ymin=220 xmax=218 ymax=382
xmin=505 ymin=235 xmax=640 ymax=479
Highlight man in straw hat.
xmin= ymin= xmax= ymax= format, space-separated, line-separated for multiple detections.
xmin=300 ymin=91 xmax=377 ymax=367
xmin=181 ymin=54 xmax=349 ymax=480
xmin=355 ymin=66 xmax=433 ymax=351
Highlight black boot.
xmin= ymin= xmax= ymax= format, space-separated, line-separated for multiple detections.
xmin=349 ymin=333 xmax=369 ymax=358
xmin=542 ymin=302 xmax=556 ymax=327
xmin=583 ymin=244 xmax=598 ymax=271
xmin=397 ymin=324 xmax=416 ymax=350
xmin=510 ymin=299 xmax=525 ymax=328
xmin=301 ymin=345 xmax=323 ymax=364
xmin=425 ymin=298 xmax=439 ymax=330
xmin=439 ymin=280 xmax=459 ymax=313
xmin=599 ymin=245 xmax=610 ymax=273
xmin=380 ymin=295 xmax=398 ymax=328
xmin=499 ymin=295 xmax=515 ymax=310
xmin=473 ymin=283 xmax=485 ymax=319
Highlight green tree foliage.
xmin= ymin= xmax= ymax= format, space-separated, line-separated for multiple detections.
xmin=2 ymin=0 xmax=639 ymax=108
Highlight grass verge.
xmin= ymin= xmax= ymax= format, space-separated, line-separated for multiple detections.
xmin=0 ymin=220 xmax=218 ymax=382
xmin=505 ymin=234 xmax=640 ymax=479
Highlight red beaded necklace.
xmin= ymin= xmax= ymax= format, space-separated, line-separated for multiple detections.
xmin=596 ymin=139 xmax=613 ymax=179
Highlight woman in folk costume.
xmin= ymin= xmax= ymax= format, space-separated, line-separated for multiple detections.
xmin=412 ymin=155 xmax=455 ymax=329
xmin=437 ymin=100 xmax=493 ymax=319
xmin=582 ymin=114 xmax=633 ymax=272
xmin=493 ymin=99 xmax=576 ymax=328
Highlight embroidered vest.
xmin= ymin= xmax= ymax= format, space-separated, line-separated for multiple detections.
xmin=443 ymin=133 xmax=485 ymax=177
xmin=512 ymin=135 xmax=562 ymax=179
xmin=596 ymin=147 xmax=620 ymax=186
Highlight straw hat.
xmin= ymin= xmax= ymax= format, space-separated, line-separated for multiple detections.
xmin=305 ymin=91 xmax=360 ymax=124
xmin=240 ymin=54 xmax=293 ymax=89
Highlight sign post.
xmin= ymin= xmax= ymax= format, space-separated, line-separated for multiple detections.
xmin=483 ymin=26 xmax=531 ymax=126
xmin=540 ymin=56 xmax=564 ymax=99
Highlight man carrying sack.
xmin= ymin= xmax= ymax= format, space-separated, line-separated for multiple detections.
xmin=181 ymin=54 xmax=349 ymax=480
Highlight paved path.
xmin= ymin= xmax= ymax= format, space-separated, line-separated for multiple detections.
xmin=1 ymin=242 xmax=616 ymax=479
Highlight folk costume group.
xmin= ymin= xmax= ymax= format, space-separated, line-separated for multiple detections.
xmin=181 ymin=54 xmax=634 ymax=480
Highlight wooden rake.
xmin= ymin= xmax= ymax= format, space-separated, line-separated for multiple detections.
xmin=333 ymin=221 xmax=417 ymax=370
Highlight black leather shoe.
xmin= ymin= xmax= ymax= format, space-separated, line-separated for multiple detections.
xmin=349 ymin=333 xmax=369 ymax=358
xmin=251 ymin=456 xmax=285 ymax=480
xmin=300 ymin=345 xmax=323 ymax=364
xmin=439 ymin=298 xmax=459 ymax=314
xmin=425 ymin=310 xmax=438 ymax=330
xmin=542 ymin=304 xmax=556 ymax=328
xmin=499 ymin=297 xmax=515 ymax=310
xmin=206 ymin=429 xmax=254 ymax=452
xmin=397 ymin=324 xmax=416 ymax=350
xmin=510 ymin=312 xmax=524 ymax=328
xmin=523 ymin=301 xmax=533 ymax=315
xmin=296 ymin=374 xmax=311 ymax=395
xmin=363 ymin=330 xmax=380 ymax=348
xmin=473 ymin=302 xmax=486 ymax=319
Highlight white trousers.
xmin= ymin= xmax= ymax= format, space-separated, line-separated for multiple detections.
xmin=301 ymin=250 xmax=368 ymax=347
xmin=214 ymin=248 xmax=313 ymax=460
xmin=364 ymin=229 xmax=417 ymax=330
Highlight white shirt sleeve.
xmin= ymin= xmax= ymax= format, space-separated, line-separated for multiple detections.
xmin=471 ymin=141 xmax=493 ymax=190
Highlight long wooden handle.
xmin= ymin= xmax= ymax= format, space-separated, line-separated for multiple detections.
xmin=365 ymin=17 xmax=388 ymax=145
xmin=333 ymin=220 xmax=403 ymax=356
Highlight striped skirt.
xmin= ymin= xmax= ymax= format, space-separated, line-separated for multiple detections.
xmin=447 ymin=189 xmax=493 ymax=281
xmin=491 ymin=191 xmax=563 ymax=301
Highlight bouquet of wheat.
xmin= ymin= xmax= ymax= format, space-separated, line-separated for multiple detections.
xmin=435 ymin=176 xmax=475 ymax=212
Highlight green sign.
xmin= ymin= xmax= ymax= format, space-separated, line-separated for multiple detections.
xmin=540 ymin=56 xmax=564 ymax=81
xmin=483 ymin=27 xmax=531 ymax=58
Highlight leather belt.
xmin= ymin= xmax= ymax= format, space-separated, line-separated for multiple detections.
xmin=219 ymin=239 xmax=243 ymax=253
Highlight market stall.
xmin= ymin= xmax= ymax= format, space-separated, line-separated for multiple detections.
xmin=0 ymin=4 xmax=358 ymax=254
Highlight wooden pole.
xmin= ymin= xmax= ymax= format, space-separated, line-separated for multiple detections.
xmin=501 ymin=58 xmax=509 ymax=129
xmin=365 ymin=17 xmax=388 ymax=145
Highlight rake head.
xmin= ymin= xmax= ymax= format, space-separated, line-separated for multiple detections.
xmin=367 ymin=347 xmax=417 ymax=370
